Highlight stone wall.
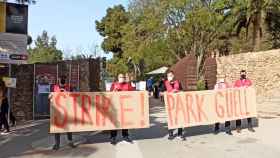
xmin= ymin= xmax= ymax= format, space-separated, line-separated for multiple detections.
xmin=11 ymin=64 xmax=34 ymax=121
xmin=216 ymin=49 xmax=280 ymax=97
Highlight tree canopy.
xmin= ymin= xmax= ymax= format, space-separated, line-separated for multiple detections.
xmin=28 ymin=31 xmax=63 ymax=64
xmin=97 ymin=0 xmax=280 ymax=78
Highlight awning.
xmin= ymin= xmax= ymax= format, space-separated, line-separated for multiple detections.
xmin=146 ymin=66 xmax=169 ymax=75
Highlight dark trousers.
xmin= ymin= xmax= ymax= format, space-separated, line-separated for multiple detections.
xmin=0 ymin=113 xmax=9 ymax=131
xmin=215 ymin=121 xmax=231 ymax=131
xmin=111 ymin=129 xmax=129 ymax=138
xmin=236 ymin=118 xmax=253 ymax=128
xmin=10 ymin=112 xmax=16 ymax=126
xmin=54 ymin=133 xmax=73 ymax=146
xmin=169 ymin=128 xmax=183 ymax=136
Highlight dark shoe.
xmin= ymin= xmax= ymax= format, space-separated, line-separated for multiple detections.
xmin=1 ymin=130 xmax=10 ymax=135
xmin=68 ymin=142 xmax=76 ymax=148
xmin=180 ymin=135 xmax=186 ymax=141
xmin=110 ymin=137 xmax=117 ymax=145
xmin=168 ymin=134 xmax=175 ymax=140
xmin=123 ymin=136 xmax=133 ymax=143
xmin=52 ymin=144 xmax=60 ymax=151
xmin=248 ymin=127 xmax=255 ymax=132
xmin=214 ymin=129 xmax=219 ymax=135
xmin=226 ymin=130 xmax=233 ymax=135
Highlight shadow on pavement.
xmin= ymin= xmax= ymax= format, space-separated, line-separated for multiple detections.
xmin=79 ymin=98 xmax=259 ymax=145
xmin=0 ymin=120 xmax=98 ymax=158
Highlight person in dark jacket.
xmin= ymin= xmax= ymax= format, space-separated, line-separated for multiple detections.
xmin=50 ymin=76 xmax=75 ymax=150
xmin=161 ymin=71 xmax=186 ymax=141
xmin=0 ymin=80 xmax=10 ymax=135
xmin=159 ymin=77 xmax=165 ymax=102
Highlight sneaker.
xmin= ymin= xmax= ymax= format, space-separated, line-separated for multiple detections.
xmin=68 ymin=142 xmax=76 ymax=148
xmin=1 ymin=130 xmax=10 ymax=135
xmin=226 ymin=130 xmax=233 ymax=135
xmin=168 ymin=134 xmax=175 ymax=140
xmin=123 ymin=136 xmax=133 ymax=143
xmin=110 ymin=137 xmax=117 ymax=145
xmin=179 ymin=135 xmax=186 ymax=141
xmin=52 ymin=144 xmax=60 ymax=151
xmin=248 ymin=127 xmax=255 ymax=132
xmin=214 ymin=129 xmax=219 ymax=135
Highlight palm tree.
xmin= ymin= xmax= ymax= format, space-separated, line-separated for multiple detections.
xmin=229 ymin=0 xmax=279 ymax=51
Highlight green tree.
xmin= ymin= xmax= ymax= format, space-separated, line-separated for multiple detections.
xmin=28 ymin=31 xmax=63 ymax=64
xmin=98 ymin=0 xmax=280 ymax=79
xmin=226 ymin=0 xmax=280 ymax=51
xmin=265 ymin=0 xmax=280 ymax=48
xmin=95 ymin=5 xmax=129 ymax=57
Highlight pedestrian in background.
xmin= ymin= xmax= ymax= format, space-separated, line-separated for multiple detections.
xmin=0 ymin=79 xmax=10 ymax=135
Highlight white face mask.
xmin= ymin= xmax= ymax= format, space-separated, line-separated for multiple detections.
xmin=167 ymin=76 xmax=174 ymax=81
xmin=118 ymin=78 xmax=125 ymax=83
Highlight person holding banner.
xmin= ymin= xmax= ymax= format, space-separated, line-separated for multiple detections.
xmin=234 ymin=70 xmax=255 ymax=133
xmin=214 ymin=78 xmax=233 ymax=135
xmin=161 ymin=71 xmax=186 ymax=141
xmin=110 ymin=73 xmax=135 ymax=145
xmin=50 ymin=76 xmax=76 ymax=150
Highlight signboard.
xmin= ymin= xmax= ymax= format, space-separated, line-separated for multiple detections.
xmin=50 ymin=91 xmax=150 ymax=133
xmin=164 ymin=88 xmax=257 ymax=129
xmin=136 ymin=81 xmax=146 ymax=91
xmin=0 ymin=32 xmax=28 ymax=64
xmin=38 ymin=84 xmax=51 ymax=94
xmin=2 ymin=77 xmax=16 ymax=88
xmin=0 ymin=2 xmax=28 ymax=34
xmin=105 ymin=81 xmax=112 ymax=91
xmin=0 ymin=2 xmax=28 ymax=64
xmin=35 ymin=64 xmax=57 ymax=85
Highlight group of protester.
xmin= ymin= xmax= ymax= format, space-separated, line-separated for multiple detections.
xmin=161 ymin=70 xmax=255 ymax=140
xmin=214 ymin=70 xmax=255 ymax=135
xmin=50 ymin=69 xmax=255 ymax=150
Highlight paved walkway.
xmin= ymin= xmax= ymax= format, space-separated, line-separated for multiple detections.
xmin=0 ymin=98 xmax=279 ymax=158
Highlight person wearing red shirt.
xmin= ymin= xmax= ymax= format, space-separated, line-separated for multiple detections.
xmin=110 ymin=73 xmax=135 ymax=145
xmin=234 ymin=70 xmax=255 ymax=133
xmin=161 ymin=71 xmax=186 ymax=141
xmin=214 ymin=79 xmax=233 ymax=135
xmin=50 ymin=76 xmax=76 ymax=150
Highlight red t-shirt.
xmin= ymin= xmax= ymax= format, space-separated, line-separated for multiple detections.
xmin=53 ymin=84 xmax=71 ymax=92
xmin=234 ymin=79 xmax=252 ymax=88
xmin=110 ymin=82 xmax=135 ymax=91
xmin=164 ymin=80 xmax=181 ymax=93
